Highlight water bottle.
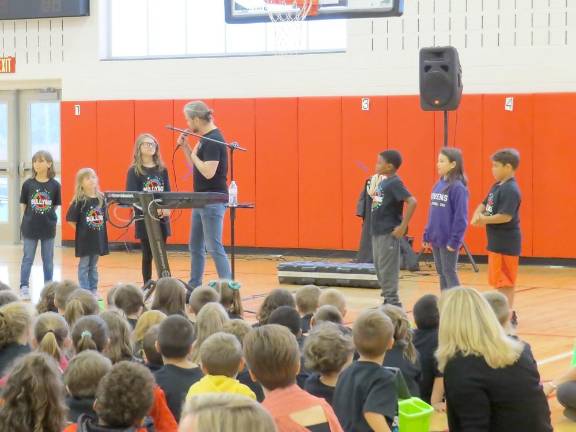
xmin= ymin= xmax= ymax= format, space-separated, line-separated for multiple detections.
xmin=228 ymin=181 xmax=238 ymax=207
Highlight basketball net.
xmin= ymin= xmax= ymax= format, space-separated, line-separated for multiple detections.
xmin=264 ymin=0 xmax=319 ymax=53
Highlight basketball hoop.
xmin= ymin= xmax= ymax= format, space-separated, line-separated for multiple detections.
xmin=263 ymin=0 xmax=319 ymax=53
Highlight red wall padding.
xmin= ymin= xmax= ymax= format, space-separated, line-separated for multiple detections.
xmin=61 ymin=94 xmax=576 ymax=259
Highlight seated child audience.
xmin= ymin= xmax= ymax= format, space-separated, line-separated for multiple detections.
xmin=0 ymin=353 xmax=68 ymax=432
xmin=151 ymin=277 xmax=187 ymax=317
xmin=71 ymin=315 xmax=110 ymax=354
xmin=64 ymin=361 xmax=156 ymax=432
xmin=190 ymin=302 xmax=229 ymax=364
xmin=100 ymin=310 xmax=134 ymax=363
xmin=0 ymin=301 xmax=33 ymax=376
xmin=244 ymin=324 xmax=343 ymax=432
xmin=54 ymin=280 xmax=80 ymax=314
xmin=303 ymin=322 xmax=354 ymax=406
xmin=188 ymin=284 xmax=220 ymax=317
xmin=64 ymin=288 xmax=100 ymax=326
xmin=142 ymin=324 xmax=164 ymax=372
xmin=37 ymin=281 xmax=58 ymax=313
xmin=311 ymin=305 xmax=344 ymax=327
xmin=154 ymin=315 xmax=203 ymax=421
xmin=64 ymin=350 xmax=113 ymax=422
xmin=187 ymin=332 xmax=256 ymax=400
xmin=33 ymin=311 xmax=71 ymax=370
xmin=256 ymin=288 xmax=296 ymax=327
xmin=179 ymin=393 xmax=276 ymax=432
xmin=209 ymin=279 xmax=244 ymax=319
xmin=318 ymin=289 xmax=347 ymax=319
xmin=483 ymin=291 xmax=515 ymax=334
xmin=113 ymin=283 xmax=145 ymax=329
xmin=381 ymin=304 xmax=422 ymax=398
xmin=333 ymin=309 xmax=398 ymax=432
xmin=295 ymin=285 xmax=321 ymax=334
xmin=132 ymin=309 xmax=167 ymax=359
xmin=106 ymin=285 xmax=119 ymax=310
xmin=0 ymin=290 xmax=19 ymax=307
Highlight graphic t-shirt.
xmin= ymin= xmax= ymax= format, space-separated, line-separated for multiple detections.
xmin=370 ymin=175 xmax=412 ymax=236
xmin=66 ymin=197 xmax=109 ymax=257
xmin=20 ymin=178 xmax=61 ymax=239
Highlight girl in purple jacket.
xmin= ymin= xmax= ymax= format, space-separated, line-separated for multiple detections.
xmin=423 ymin=148 xmax=469 ymax=290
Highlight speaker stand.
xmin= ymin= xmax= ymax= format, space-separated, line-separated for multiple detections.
xmin=443 ymin=110 xmax=479 ymax=273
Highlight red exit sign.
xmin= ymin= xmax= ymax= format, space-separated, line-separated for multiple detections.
xmin=0 ymin=57 xmax=16 ymax=74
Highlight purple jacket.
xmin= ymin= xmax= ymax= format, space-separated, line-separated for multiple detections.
xmin=423 ymin=179 xmax=469 ymax=250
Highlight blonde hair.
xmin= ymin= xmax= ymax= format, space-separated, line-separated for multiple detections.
xmin=436 ymin=287 xmax=523 ymax=371
xmin=191 ymin=302 xmax=229 ymax=363
xmin=295 ymin=285 xmax=321 ymax=315
xmin=222 ymin=319 xmax=252 ymax=347
xmin=353 ymin=309 xmax=394 ymax=358
xmin=34 ymin=312 xmax=69 ymax=362
xmin=71 ymin=167 xmax=103 ymax=207
xmin=209 ymin=280 xmax=243 ymax=318
xmin=64 ymin=289 xmax=99 ymax=327
xmin=200 ymin=332 xmax=243 ymax=377
xmin=54 ymin=280 xmax=79 ymax=311
xmin=31 ymin=150 xmax=56 ymax=179
xmin=131 ymin=133 xmax=166 ymax=176
xmin=380 ymin=304 xmax=418 ymax=364
xmin=182 ymin=393 xmax=276 ymax=432
xmin=318 ymin=288 xmax=347 ymax=316
xmin=132 ymin=309 xmax=167 ymax=345
xmin=0 ymin=302 xmax=34 ymax=348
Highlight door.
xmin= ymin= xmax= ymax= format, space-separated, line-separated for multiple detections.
xmin=0 ymin=91 xmax=19 ymax=243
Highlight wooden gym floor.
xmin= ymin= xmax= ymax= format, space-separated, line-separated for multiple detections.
xmin=1 ymin=244 xmax=575 ymax=431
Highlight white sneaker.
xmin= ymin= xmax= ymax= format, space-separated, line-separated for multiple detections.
xmin=20 ymin=286 xmax=31 ymax=301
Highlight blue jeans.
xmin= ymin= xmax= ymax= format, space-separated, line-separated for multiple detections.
xmin=189 ymin=203 xmax=231 ymax=288
xmin=78 ymin=255 xmax=99 ymax=292
xmin=20 ymin=237 xmax=55 ymax=288
xmin=432 ymin=246 xmax=460 ymax=290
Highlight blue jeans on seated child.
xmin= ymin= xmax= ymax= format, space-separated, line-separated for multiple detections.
xmin=78 ymin=255 xmax=99 ymax=292
xmin=432 ymin=246 xmax=460 ymax=290
xmin=20 ymin=237 xmax=55 ymax=288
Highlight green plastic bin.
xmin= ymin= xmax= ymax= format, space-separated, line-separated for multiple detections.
xmin=399 ymin=397 xmax=434 ymax=432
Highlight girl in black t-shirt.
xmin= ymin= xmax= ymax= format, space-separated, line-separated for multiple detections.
xmin=66 ymin=168 xmax=109 ymax=296
xmin=125 ymin=133 xmax=171 ymax=284
xmin=19 ymin=150 xmax=61 ymax=300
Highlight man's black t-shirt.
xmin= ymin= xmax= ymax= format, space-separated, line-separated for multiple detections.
xmin=304 ymin=374 xmax=336 ymax=406
xmin=20 ymin=178 xmax=61 ymax=239
xmin=154 ymin=364 xmax=203 ymax=421
xmin=333 ymin=361 xmax=399 ymax=432
xmin=193 ymin=129 xmax=228 ymax=194
xmin=483 ymin=177 xmax=522 ymax=256
xmin=66 ymin=198 xmax=109 ymax=258
xmin=413 ymin=328 xmax=442 ymax=403
xmin=383 ymin=344 xmax=422 ymax=398
xmin=125 ymin=166 xmax=171 ymax=239
xmin=371 ymin=175 xmax=412 ymax=236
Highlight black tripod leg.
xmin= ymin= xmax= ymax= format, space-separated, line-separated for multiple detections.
xmin=461 ymin=241 xmax=479 ymax=273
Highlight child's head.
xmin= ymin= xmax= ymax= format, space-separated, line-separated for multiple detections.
xmin=132 ymin=133 xmax=165 ymax=175
xmin=113 ymin=283 xmax=145 ymax=318
xmin=268 ymin=306 xmax=302 ymax=337
xmin=318 ymin=288 xmax=347 ymax=318
xmin=222 ymin=319 xmax=252 ymax=347
xmin=209 ymin=279 xmax=243 ymax=318
xmin=157 ymin=314 xmax=195 ymax=360
xmin=64 ymin=350 xmax=112 ymax=399
xmin=483 ymin=291 xmax=511 ymax=328
xmin=353 ymin=309 xmax=394 ymax=359
xmin=413 ymin=294 xmax=440 ymax=330
xmin=31 ymin=150 xmax=56 ymax=179
xmin=244 ymin=324 xmax=300 ymax=391
xmin=200 ymin=332 xmax=243 ymax=377
xmin=188 ymin=285 xmax=221 ymax=316
xmin=132 ymin=309 xmax=167 ymax=345
xmin=94 ymin=361 xmax=155 ymax=429
xmin=64 ymin=289 xmax=99 ymax=326
xmin=142 ymin=325 xmax=163 ymax=367
xmin=37 ymin=282 xmax=58 ymax=313
xmin=311 ymin=305 xmax=343 ymax=327
xmin=304 ymin=322 xmax=354 ymax=378
xmin=72 ymin=315 xmax=109 ymax=354
xmin=152 ymin=277 xmax=187 ymax=317
xmin=34 ymin=312 xmax=70 ymax=362
xmin=73 ymin=167 xmax=102 ymax=205
xmin=380 ymin=304 xmax=418 ymax=364
xmin=0 ymin=291 xmax=19 ymax=307
xmin=106 ymin=285 xmax=119 ymax=309
xmin=54 ymin=280 xmax=80 ymax=313
xmin=191 ymin=302 xmax=229 ymax=363
xmin=100 ymin=310 xmax=133 ymax=364
xmin=0 ymin=301 xmax=34 ymax=348
xmin=295 ymin=285 xmax=321 ymax=316
xmin=377 ymin=149 xmax=402 ymax=175
xmin=257 ymin=288 xmax=295 ymax=326
xmin=438 ymin=148 xmax=467 ymax=185
xmin=491 ymin=148 xmax=520 ymax=181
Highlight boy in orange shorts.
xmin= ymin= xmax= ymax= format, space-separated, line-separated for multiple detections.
xmin=472 ymin=148 xmax=522 ymax=325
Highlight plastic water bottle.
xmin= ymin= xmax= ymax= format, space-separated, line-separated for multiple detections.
xmin=228 ymin=181 xmax=238 ymax=207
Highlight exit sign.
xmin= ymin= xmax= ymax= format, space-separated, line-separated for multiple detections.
xmin=0 ymin=57 xmax=15 ymax=73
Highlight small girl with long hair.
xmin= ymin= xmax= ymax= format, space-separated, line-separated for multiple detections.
xmin=126 ymin=133 xmax=171 ymax=285
xmin=34 ymin=311 xmax=71 ymax=370
xmin=66 ymin=168 xmax=109 ymax=295
xmin=64 ymin=289 xmax=100 ymax=327
xmin=256 ymin=288 xmax=295 ymax=326
xmin=19 ymin=150 xmax=61 ymax=300
xmin=423 ymin=147 xmax=469 ymax=290
xmin=209 ymin=279 xmax=244 ymax=319
xmin=0 ymin=302 xmax=34 ymax=376
xmin=381 ymin=304 xmax=422 ymax=398
xmin=151 ymin=277 xmax=187 ymax=316
xmin=100 ymin=310 xmax=134 ymax=364
xmin=71 ymin=315 xmax=110 ymax=354
xmin=190 ymin=302 xmax=229 ymax=363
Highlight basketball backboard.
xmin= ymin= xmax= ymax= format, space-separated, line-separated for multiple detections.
xmin=224 ymin=0 xmax=404 ymax=24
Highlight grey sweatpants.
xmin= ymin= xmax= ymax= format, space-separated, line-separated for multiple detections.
xmin=372 ymin=233 xmax=402 ymax=307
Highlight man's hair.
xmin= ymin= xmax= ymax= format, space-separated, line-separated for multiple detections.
xmin=353 ymin=309 xmax=394 ymax=358
xmin=318 ymin=289 xmax=347 ymax=316
xmin=64 ymin=350 xmax=112 ymax=398
xmin=142 ymin=325 xmax=163 ymax=366
xmin=413 ymin=294 xmax=440 ymax=330
xmin=483 ymin=291 xmax=510 ymax=327
xmin=158 ymin=315 xmax=195 ymax=359
xmin=313 ymin=305 xmax=343 ymax=325
xmin=95 ymin=362 xmax=155 ymax=428
xmin=268 ymin=306 xmax=301 ymax=337
xmin=189 ymin=285 xmax=221 ymax=315
xmin=200 ymin=332 xmax=243 ymax=377
xmin=113 ymin=284 xmax=144 ymax=317
xmin=243 ymin=324 xmax=300 ymax=391
xmin=492 ymin=148 xmax=520 ymax=170
xmin=303 ymin=322 xmax=353 ymax=375
xmin=379 ymin=149 xmax=403 ymax=170
xmin=295 ymin=285 xmax=321 ymax=315
xmin=222 ymin=319 xmax=252 ymax=347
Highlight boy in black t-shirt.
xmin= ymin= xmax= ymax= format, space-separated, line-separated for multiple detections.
xmin=370 ymin=150 xmax=417 ymax=307
xmin=333 ymin=309 xmax=399 ymax=432
xmin=472 ymin=149 xmax=522 ymax=320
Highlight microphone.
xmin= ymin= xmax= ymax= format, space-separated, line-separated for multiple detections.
xmin=165 ymin=125 xmax=247 ymax=152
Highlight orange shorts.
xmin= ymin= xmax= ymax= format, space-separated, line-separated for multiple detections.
xmin=488 ymin=252 xmax=519 ymax=288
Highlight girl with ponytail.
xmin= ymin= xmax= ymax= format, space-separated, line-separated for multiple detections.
xmin=34 ymin=312 xmax=71 ymax=370
xmin=0 ymin=301 xmax=34 ymax=376
xmin=71 ymin=315 xmax=109 ymax=354
xmin=64 ymin=289 xmax=99 ymax=327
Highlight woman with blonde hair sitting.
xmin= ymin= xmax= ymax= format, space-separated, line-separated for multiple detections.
xmin=438 ymin=287 xmax=552 ymax=432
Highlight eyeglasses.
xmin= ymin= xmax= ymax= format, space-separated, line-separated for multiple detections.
xmin=141 ymin=142 xmax=157 ymax=148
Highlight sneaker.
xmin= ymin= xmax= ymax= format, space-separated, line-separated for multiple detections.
xmin=20 ymin=286 xmax=31 ymax=301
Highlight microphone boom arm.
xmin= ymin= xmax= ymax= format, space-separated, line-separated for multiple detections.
xmin=166 ymin=125 xmax=246 ymax=151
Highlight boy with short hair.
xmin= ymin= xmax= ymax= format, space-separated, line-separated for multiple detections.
xmin=483 ymin=291 xmax=512 ymax=330
xmin=295 ymin=285 xmax=321 ymax=334
xmin=244 ymin=324 xmax=344 ymax=432
xmin=142 ymin=324 xmax=163 ymax=372
xmin=188 ymin=285 xmax=220 ymax=317
xmin=370 ymin=150 xmax=417 ymax=307
xmin=154 ymin=315 xmax=202 ymax=421
xmin=333 ymin=309 xmax=398 ymax=432
xmin=318 ymin=288 xmax=348 ymax=318
xmin=187 ymin=332 xmax=256 ymax=400
xmin=472 ymin=148 xmax=522 ymax=322
xmin=312 ymin=305 xmax=344 ymax=327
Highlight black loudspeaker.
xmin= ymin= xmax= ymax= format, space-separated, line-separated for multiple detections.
xmin=419 ymin=46 xmax=463 ymax=111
